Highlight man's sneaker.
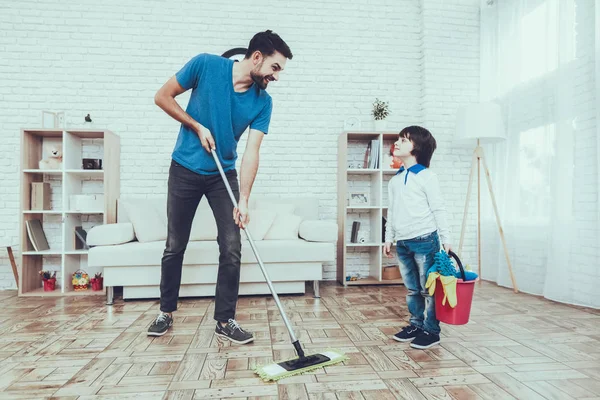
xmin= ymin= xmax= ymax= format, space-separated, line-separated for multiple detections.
xmin=393 ymin=325 xmax=423 ymax=342
xmin=410 ymin=331 xmax=440 ymax=349
xmin=147 ymin=312 xmax=173 ymax=336
xmin=215 ymin=319 xmax=254 ymax=344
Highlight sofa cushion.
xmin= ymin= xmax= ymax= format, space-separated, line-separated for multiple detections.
xmin=252 ymin=200 xmax=295 ymax=215
xmin=246 ymin=209 xmax=277 ymax=240
xmin=263 ymin=213 xmax=303 ymax=240
xmin=190 ymin=207 xmax=218 ymax=241
xmin=89 ymin=239 xmax=334 ymax=267
xmin=299 ymin=220 xmax=337 ymax=242
xmin=87 ymin=223 xmax=135 ymax=246
xmin=121 ymin=199 xmax=167 ymax=243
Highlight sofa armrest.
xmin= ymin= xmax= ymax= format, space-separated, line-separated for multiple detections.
xmin=87 ymin=222 xmax=135 ymax=246
xmin=299 ymin=220 xmax=337 ymax=242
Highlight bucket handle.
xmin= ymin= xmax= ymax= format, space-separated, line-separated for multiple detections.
xmin=448 ymin=250 xmax=466 ymax=281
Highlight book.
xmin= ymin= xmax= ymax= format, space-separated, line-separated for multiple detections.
xmin=350 ymin=221 xmax=361 ymax=243
xmin=25 ymin=219 xmax=50 ymax=251
xmin=74 ymin=226 xmax=89 ymax=250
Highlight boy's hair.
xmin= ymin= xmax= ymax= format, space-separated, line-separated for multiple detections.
xmin=399 ymin=125 xmax=437 ymax=167
xmin=245 ymin=30 xmax=293 ymax=60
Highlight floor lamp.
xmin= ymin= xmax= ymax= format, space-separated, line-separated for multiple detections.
xmin=455 ymin=102 xmax=518 ymax=293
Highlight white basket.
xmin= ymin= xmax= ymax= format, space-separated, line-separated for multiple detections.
xmin=70 ymin=194 xmax=104 ymax=212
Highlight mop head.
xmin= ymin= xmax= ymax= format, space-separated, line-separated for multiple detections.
xmin=254 ymin=349 xmax=348 ymax=381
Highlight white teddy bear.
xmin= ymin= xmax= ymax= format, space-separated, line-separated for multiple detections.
xmin=38 ymin=145 xmax=63 ymax=170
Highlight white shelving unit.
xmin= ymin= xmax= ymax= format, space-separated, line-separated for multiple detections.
xmin=337 ymin=131 xmax=403 ymax=286
xmin=19 ymin=128 xmax=120 ymax=296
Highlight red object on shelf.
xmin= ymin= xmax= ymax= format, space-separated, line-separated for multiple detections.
xmin=43 ymin=278 xmax=56 ymax=291
xmin=91 ymin=277 xmax=103 ymax=291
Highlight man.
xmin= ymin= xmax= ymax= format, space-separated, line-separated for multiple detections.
xmin=147 ymin=30 xmax=293 ymax=344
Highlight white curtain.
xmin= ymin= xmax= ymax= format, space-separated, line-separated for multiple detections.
xmin=479 ymin=0 xmax=599 ymax=308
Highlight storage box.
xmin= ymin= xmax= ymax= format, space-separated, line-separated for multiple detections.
xmin=69 ymin=194 xmax=104 ymax=212
xmin=382 ymin=265 xmax=401 ymax=280
xmin=31 ymin=182 xmax=51 ymax=210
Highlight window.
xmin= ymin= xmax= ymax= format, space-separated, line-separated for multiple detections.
xmin=517 ymin=124 xmax=555 ymax=222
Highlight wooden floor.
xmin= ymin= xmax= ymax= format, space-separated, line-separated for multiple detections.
xmin=0 ymin=281 xmax=599 ymax=400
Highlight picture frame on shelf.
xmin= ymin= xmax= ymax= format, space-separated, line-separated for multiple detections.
xmin=349 ymin=191 xmax=370 ymax=206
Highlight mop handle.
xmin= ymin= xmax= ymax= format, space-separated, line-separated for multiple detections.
xmin=210 ymin=149 xmax=298 ymax=343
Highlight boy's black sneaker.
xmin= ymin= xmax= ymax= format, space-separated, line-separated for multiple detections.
xmin=410 ymin=331 xmax=440 ymax=349
xmin=393 ymin=325 xmax=423 ymax=342
xmin=147 ymin=312 xmax=173 ymax=336
xmin=215 ymin=319 xmax=254 ymax=344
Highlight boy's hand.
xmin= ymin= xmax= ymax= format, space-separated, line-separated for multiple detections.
xmin=383 ymin=242 xmax=393 ymax=258
xmin=443 ymin=243 xmax=453 ymax=254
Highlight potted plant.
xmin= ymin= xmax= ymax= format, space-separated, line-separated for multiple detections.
xmin=372 ymin=98 xmax=390 ymax=130
xmin=39 ymin=270 xmax=57 ymax=291
xmin=91 ymin=272 xmax=103 ymax=291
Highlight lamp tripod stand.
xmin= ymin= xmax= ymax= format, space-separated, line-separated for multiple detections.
xmin=458 ymin=140 xmax=519 ymax=293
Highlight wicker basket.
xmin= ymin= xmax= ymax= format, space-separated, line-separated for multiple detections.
xmin=72 ymin=269 xmax=90 ymax=291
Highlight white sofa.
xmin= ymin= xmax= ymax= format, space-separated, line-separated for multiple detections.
xmin=86 ymin=195 xmax=337 ymax=304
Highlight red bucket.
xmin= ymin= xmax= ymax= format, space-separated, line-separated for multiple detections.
xmin=434 ymin=251 xmax=476 ymax=325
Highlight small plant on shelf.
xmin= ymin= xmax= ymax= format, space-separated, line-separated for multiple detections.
xmin=372 ymin=98 xmax=390 ymax=121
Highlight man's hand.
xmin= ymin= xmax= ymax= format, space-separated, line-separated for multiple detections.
xmin=383 ymin=242 xmax=393 ymax=258
xmin=234 ymin=197 xmax=249 ymax=229
xmin=443 ymin=243 xmax=453 ymax=254
xmin=196 ymin=122 xmax=215 ymax=153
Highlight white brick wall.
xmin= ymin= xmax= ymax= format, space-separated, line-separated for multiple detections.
xmin=421 ymin=0 xmax=481 ymax=270
xmin=0 ymin=0 xmax=480 ymax=288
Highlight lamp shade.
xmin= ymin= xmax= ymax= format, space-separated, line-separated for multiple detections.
xmin=455 ymin=102 xmax=506 ymax=143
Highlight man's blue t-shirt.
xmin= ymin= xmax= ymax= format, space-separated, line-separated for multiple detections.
xmin=171 ymin=53 xmax=272 ymax=175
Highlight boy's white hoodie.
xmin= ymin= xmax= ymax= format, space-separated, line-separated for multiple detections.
xmin=385 ymin=164 xmax=451 ymax=244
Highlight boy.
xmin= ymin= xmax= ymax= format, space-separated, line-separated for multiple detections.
xmin=384 ymin=125 xmax=452 ymax=349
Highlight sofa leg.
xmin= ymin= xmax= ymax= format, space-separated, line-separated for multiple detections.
xmin=313 ymin=280 xmax=320 ymax=298
xmin=106 ymin=286 xmax=114 ymax=305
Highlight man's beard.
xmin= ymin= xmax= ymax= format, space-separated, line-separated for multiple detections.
xmin=250 ymin=70 xmax=273 ymax=90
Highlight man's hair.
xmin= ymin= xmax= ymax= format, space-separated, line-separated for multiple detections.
xmin=399 ymin=125 xmax=437 ymax=167
xmin=245 ymin=30 xmax=293 ymax=60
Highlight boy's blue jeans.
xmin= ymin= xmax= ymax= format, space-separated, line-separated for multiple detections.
xmin=396 ymin=231 xmax=441 ymax=335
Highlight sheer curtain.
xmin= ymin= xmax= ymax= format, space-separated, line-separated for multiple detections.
xmin=479 ymin=0 xmax=599 ymax=308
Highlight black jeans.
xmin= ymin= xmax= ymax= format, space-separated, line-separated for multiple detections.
xmin=160 ymin=159 xmax=241 ymax=322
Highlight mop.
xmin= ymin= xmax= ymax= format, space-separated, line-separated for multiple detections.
xmin=210 ymin=149 xmax=347 ymax=381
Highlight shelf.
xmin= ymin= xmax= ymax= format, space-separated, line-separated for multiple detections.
xmin=22 ymin=250 xmax=62 ymax=255
xmin=23 ymin=169 xmax=62 ymax=175
xmin=346 ymin=277 xmax=403 ymax=285
xmin=383 ymin=169 xmax=399 ymax=174
xmin=346 ymin=243 xmax=381 ymax=247
xmin=66 ymin=169 xmax=104 ymax=177
xmin=19 ymin=287 xmax=66 ymax=297
xmin=347 ymin=169 xmax=379 ymax=174
xmin=344 ymin=132 xmax=381 ymax=140
xmin=347 ymin=206 xmax=379 ymax=210
xmin=66 ymin=130 xmax=106 ymax=139
xmin=19 ymin=128 xmax=120 ymax=297
xmin=20 ymin=287 xmax=105 ymax=296
xmin=21 ymin=129 xmax=63 ymax=138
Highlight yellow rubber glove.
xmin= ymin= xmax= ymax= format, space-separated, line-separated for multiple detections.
xmin=439 ymin=275 xmax=458 ymax=308
xmin=425 ymin=272 xmax=440 ymax=296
